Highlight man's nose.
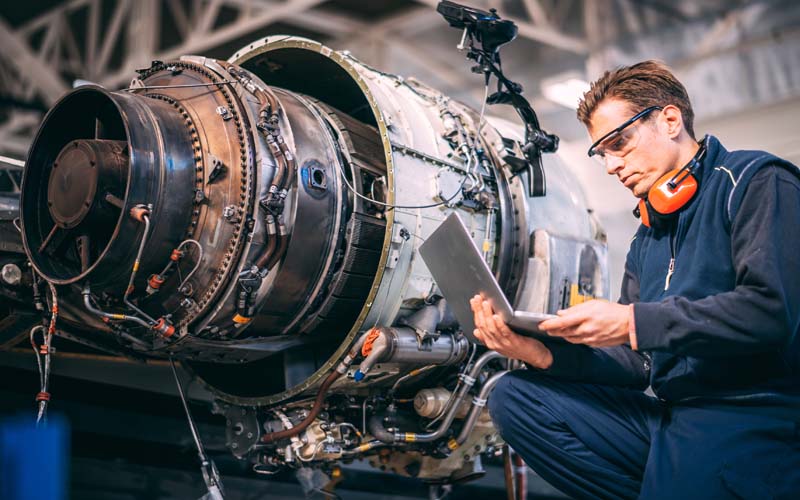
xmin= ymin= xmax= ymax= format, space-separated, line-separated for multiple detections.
xmin=604 ymin=155 xmax=625 ymax=175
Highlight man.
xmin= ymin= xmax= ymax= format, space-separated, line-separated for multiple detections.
xmin=472 ymin=60 xmax=800 ymax=499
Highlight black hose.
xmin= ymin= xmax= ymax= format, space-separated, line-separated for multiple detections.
xmin=367 ymin=415 xmax=396 ymax=444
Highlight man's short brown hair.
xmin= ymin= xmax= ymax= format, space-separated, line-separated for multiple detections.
xmin=577 ymin=60 xmax=695 ymax=140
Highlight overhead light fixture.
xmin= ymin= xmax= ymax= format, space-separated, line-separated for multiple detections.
xmin=541 ymin=73 xmax=590 ymax=109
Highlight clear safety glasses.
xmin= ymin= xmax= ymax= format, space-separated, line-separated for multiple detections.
xmin=587 ymin=106 xmax=662 ymax=165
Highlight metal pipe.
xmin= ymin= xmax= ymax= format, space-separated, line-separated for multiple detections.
xmin=370 ymin=350 xmax=503 ymax=443
xmin=122 ymin=211 xmax=156 ymax=325
xmin=341 ymin=439 xmax=386 ymax=456
xmin=388 ymin=364 xmax=437 ymax=400
xmin=455 ymin=370 xmax=508 ymax=446
xmin=254 ymin=214 xmax=277 ymax=270
xmin=82 ymin=286 xmax=152 ymax=329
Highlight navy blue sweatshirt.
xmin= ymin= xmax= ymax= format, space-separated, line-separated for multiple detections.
xmin=539 ymin=136 xmax=800 ymax=411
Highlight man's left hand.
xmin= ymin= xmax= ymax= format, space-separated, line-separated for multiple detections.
xmin=538 ymin=300 xmax=631 ymax=348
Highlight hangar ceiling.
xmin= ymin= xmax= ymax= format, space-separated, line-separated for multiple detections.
xmin=1 ymin=0 xmax=798 ymax=159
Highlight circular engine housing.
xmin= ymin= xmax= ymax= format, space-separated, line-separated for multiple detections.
xmin=20 ymin=37 xmax=601 ymax=408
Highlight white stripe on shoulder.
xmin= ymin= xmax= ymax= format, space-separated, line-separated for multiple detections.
xmin=714 ymin=166 xmax=737 ymax=187
xmin=727 ymin=154 xmax=771 ymax=220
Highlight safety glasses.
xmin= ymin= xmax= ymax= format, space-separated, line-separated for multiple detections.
xmin=587 ymin=106 xmax=662 ymax=164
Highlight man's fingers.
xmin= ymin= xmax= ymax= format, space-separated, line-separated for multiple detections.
xmin=540 ymin=310 xmax=587 ymax=331
xmin=472 ymin=298 xmax=487 ymax=330
xmin=480 ymin=300 xmax=501 ymax=334
xmin=492 ymin=314 xmax=515 ymax=337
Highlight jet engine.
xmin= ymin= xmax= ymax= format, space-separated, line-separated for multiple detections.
xmin=4 ymin=34 xmax=608 ymax=485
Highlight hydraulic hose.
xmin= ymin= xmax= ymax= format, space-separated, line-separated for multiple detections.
xmin=261 ymin=333 xmax=368 ymax=444
xmin=83 ymin=286 xmax=151 ymax=329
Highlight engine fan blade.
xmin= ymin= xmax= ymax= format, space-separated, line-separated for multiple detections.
xmin=94 ymin=117 xmax=105 ymax=140
xmin=76 ymin=235 xmax=91 ymax=272
xmin=38 ymin=224 xmax=67 ymax=254
xmin=103 ymin=192 xmax=124 ymax=209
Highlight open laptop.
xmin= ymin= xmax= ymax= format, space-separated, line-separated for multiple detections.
xmin=419 ymin=212 xmax=556 ymax=340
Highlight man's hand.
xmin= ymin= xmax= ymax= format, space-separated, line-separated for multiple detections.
xmin=538 ymin=300 xmax=631 ymax=348
xmin=470 ymin=295 xmax=553 ymax=369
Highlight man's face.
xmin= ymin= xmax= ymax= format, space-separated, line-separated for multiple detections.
xmin=588 ymin=98 xmax=678 ymax=198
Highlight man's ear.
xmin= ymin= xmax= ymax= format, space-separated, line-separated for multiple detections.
xmin=661 ymin=104 xmax=684 ymax=139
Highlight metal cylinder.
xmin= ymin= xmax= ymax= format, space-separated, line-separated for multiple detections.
xmin=413 ymin=387 xmax=470 ymax=419
xmin=381 ymin=327 xmax=469 ymax=366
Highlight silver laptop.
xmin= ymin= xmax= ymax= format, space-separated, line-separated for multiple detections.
xmin=419 ymin=212 xmax=556 ymax=340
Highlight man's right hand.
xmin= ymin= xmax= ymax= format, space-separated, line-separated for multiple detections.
xmin=470 ymin=295 xmax=554 ymax=370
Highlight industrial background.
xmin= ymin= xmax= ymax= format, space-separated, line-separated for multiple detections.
xmin=1 ymin=1 xmax=799 ymax=499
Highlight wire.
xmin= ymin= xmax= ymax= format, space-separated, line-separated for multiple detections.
xmin=335 ymin=152 xmax=469 ymax=211
xmin=176 ymin=239 xmax=204 ymax=292
xmin=296 ymin=441 xmax=325 ymax=463
xmin=122 ymin=81 xmax=237 ymax=91
xmin=321 ymin=112 xmax=471 ymax=211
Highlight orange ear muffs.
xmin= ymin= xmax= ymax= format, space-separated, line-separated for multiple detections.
xmin=633 ymin=139 xmax=707 ymax=229
xmin=635 ymin=171 xmax=697 ymax=229
xmin=648 ymin=169 xmax=698 ymax=215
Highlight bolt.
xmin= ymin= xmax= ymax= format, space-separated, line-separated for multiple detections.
xmin=222 ymin=205 xmax=237 ymax=222
xmin=216 ymin=106 xmax=232 ymax=120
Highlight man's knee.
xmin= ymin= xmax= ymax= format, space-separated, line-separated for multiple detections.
xmin=487 ymin=370 xmax=565 ymax=438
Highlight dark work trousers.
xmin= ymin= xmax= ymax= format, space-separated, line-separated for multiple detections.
xmin=487 ymin=370 xmax=800 ymax=499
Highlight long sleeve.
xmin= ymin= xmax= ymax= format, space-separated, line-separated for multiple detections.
xmin=536 ymin=238 xmax=650 ymax=389
xmin=634 ymin=165 xmax=800 ymax=356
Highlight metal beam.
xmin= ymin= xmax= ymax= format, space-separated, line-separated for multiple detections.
xmin=336 ymin=5 xmax=441 ymax=53
xmin=100 ymin=0 xmax=328 ymax=89
xmin=522 ymin=0 xmax=549 ymax=25
xmin=219 ymin=0 xmax=368 ymax=37
xmin=0 ymin=18 xmax=69 ymax=106
xmin=512 ymin=18 xmax=589 ymax=54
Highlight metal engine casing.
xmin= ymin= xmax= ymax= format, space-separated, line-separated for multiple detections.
xmin=10 ymin=36 xmax=609 ymax=482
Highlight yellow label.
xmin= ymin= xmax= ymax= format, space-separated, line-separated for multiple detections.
xmin=569 ymin=284 xmax=594 ymax=307
xmin=133 ymin=261 xmax=140 ymax=272
xmin=482 ymin=240 xmax=491 ymax=252
xmin=112 ymin=314 xmax=126 ymax=320
xmin=404 ymin=433 xmax=416 ymax=442
xmin=447 ymin=438 xmax=459 ymax=450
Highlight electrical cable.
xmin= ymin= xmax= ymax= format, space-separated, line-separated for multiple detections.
xmin=321 ymin=111 xmax=478 ymax=211
xmin=122 ymin=81 xmax=237 ymax=91
xmin=335 ymin=151 xmax=469 ymax=210
xmin=176 ymin=239 xmax=204 ymax=292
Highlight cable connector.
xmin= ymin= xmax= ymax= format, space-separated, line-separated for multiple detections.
xmin=152 ymin=317 xmax=175 ymax=338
